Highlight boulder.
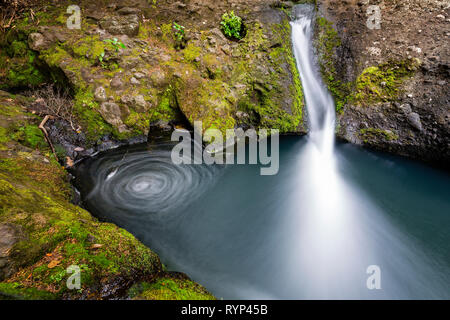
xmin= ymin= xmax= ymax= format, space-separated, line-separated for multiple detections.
xmin=407 ymin=112 xmax=423 ymax=131
xmin=133 ymin=95 xmax=149 ymax=112
xmin=28 ymin=33 xmax=50 ymax=51
xmin=94 ymin=86 xmax=107 ymax=102
xmin=100 ymin=14 xmax=140 ymax=37
xmin=0 ymin=224 xmax=24 ymax=281
xmin=99 ymin=102 xmax=123 ymax=126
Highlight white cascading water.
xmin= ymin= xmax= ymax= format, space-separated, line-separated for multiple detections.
xmin=284 ymin=7 xmax=448 ymax=298
xmin=291 ymin=13 xmax=336 ymax=158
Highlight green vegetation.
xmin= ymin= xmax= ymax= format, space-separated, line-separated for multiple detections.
xmin=315 ymin=16 xmax=348 ymax=113
xmin=360 ymin=128 xmax=399 ymax=142
xmin=0 ymin=38 xmax=48 ymax=89
xmin=72 ymin=89 xmax=113 ymax=144
xmin=11 ymin=125 xmax=47 ymax=150
xmin=349 ymin=59 xmax=420 ymax=106
xmin=0 ymin=282 xmax=56 ymax=300
xmin=172 ymin=22 xmax=186 ymax=49
xmin=128 ymin=278 xmax=215 ymax=300
xmin=104 ymin=38 xmax=126 ymax=52
xmin=183 ymin=43 xmax=201 ymax=62
xmin=173 ymin=22 xmax=185 ymax=42
xmin=220 ymin=11 xmax=244 ymax=40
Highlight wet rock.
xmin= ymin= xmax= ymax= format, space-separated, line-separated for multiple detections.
xmin=0 ymin=224 xmax=24 ymax=281
xmin=398 ymin=103 xmax=412 ymax=114
xmin=110 ymin=75 xmax=125 ymax=90
xmin=99 ymin=102 xmax=123 ymax=127
xmin=148 ymin=120 xmax=173 ymax=142
xmin=407 ymin=112 xmax=423 ymax=131
xmin=150 ymin=69 xmax=168 ymax=87
xmin=130 ymin=77 xmax=140 ymax=85
xmin=94 ymin=86 xmax=107 ymax=102
xmin=133 ymin=95 xmax=149 ymax=112
xmin=28 ymin=33 xmax=50 ymax=51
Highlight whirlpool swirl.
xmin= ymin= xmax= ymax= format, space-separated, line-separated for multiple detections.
xmin=79 ymin=143 xmax=221 ymax=219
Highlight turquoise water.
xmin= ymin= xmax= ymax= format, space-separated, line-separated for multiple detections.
xmin=73 ymin=137 xmax=450 ymax=299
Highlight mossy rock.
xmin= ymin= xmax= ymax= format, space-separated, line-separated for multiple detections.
xmin=349 ymin=59 xmax=421 ymax=106
xmin=128 ymin=276 xmax=216 ymax=300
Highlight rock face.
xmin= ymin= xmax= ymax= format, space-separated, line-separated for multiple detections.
xmin=313 ymin=0 xmax=449 ymax=167
xmin=0 ymin=0 xmax=306 ymax=151
xmin=0 ymin=224 xmax=24 ymax=281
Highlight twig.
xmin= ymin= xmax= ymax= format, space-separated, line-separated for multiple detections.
xmin=39 ymin=115 xmax=58 ymax=161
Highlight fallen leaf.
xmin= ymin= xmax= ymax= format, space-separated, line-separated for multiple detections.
xmin=90 ymin=244 xmax=103 ymax=249
xmin=66 ymin=157 xmax=74 ymax=167
xmin=48 ymin=259 xmax=61 ymax=269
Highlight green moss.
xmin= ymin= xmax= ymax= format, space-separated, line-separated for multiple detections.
xmin=160 ymin=23 xmax=173 ymax=43
xmin=314 ymin=16 xmax=348 ymax=113
xmin=0 ymin=136 xmax=162 ymax=297
xmin=203 ymin=54 xmax=223 ymax=79
xmin=2 ymin=46 xmax=48 ymax=88
xmin=138 ymin=21 xmax=156 ymax=40
xmin=40 ymin=46 xmax=71 ymax=68
xmin=183 ymin=43 xmax=201 ymax=63
xmin=72 ymin=35 xmax=107 ymax=64
xmin=237 ymin=20 xmax=303 ymax=133
xmin=359 ymin=128 xmax=399 ymax=142
xmin=349 ymin=59 xmax=420 ymax=106
xmin=6 ymin=40 xmax=28 ymax=57
xmin=0 ymin=282 xmax=57 ymax=300
xmin=73 ymin=89 xmax=112 ymax=144
xmin=11 ymin=125 xmax=47 ymax=150
xmin=129 ymin=278 xmax=215 ymax=300
xmin=0 ymin=127 xmax=9 ymax=145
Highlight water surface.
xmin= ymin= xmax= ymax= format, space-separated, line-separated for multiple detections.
xmin=73 ymin=138 xmax=450 ymax=299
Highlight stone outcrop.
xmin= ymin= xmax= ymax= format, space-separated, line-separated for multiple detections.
xmin=313 ymin=0 xmax=449 ymax=167
xmin=0 ymin=0 xmax=306 ymax=155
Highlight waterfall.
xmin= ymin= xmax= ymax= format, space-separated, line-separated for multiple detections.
xmin=284 ymin=6 xmax=449 ymax=299
xmin=291 ymin=6 xmax=335 ymax=158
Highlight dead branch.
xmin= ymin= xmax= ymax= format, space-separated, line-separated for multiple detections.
xmin=38 ymin=115 xmax=58 ymax=161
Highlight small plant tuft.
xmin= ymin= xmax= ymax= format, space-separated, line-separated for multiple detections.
xmin=173 ymin=22 xmax=186 ymax=49
xmin=104 ymin=38 xmax=126 ymax=52
xmin=220 ymin=11 xmax=244 ymax=40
